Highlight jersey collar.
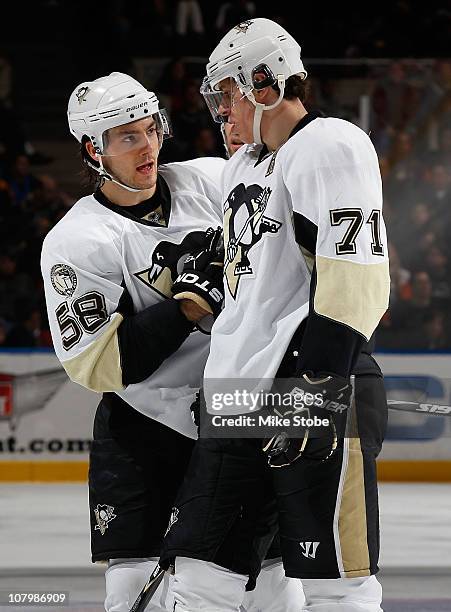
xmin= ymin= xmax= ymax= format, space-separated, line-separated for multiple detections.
xmin=255 ymin=109 xmax=324 ymax=167
xmin=288 ymin=109 xmax=324 ymax=139
xmin=94 ymin=174 xmax=172 ymax=227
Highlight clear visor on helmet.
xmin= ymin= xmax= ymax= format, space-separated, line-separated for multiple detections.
xmin=101 ymin=109 xmax=172 ymax=156
xmin=200 ymin=77 xmax=245 ymax=123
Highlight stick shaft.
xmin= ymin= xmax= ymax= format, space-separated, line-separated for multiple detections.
xmin=129 ymin=565 xmax=165 ymax=612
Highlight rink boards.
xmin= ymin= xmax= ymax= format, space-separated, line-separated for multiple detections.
xmin=0 ymin=350 xmax=450 ymax=482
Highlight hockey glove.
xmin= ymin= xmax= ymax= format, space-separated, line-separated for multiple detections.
xmin=172 ymin=227 xmax=225 ymax=318
xmin=262 ymin=373 xmax=352 ymax=468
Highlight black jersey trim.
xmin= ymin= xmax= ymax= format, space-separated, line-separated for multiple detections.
xmin=293 ymin=211 xmax=318 ymax=255
xmin=254 ymin=144 xmax=271 ymax=167
xmin=288 ymin=109 xmax=324 ymax=139
xmin=254 ymin=109 xmax=324 ymax=168
xmin=94 ymin=174 xmax=172 ymax=227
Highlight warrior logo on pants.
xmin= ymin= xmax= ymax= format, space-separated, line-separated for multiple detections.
xmin=224 ymin=183 xmax=281 ymax=298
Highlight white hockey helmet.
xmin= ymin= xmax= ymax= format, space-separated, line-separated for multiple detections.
xmin=201 ymin=18 xmax=307 ymax=144
xmin=67 ymin=71 xmax=171 ymax=155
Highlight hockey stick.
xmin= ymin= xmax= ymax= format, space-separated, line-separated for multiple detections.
xmin=129 ymin=563 xmax=165 ymax=612
xmin=128 ymin=399 xmax=448 ymax=610
xmin=387 ymin=399 xmax=451 ymax=416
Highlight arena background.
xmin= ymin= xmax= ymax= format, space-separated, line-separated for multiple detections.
xmin=0 ymin=1 xmax=450 ymax=611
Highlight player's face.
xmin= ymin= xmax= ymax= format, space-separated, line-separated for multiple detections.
xmin=223 ymin=122 xmax=244 ymax=156
xmin=223 ymin=81 xmax=255 ymax=145
xmin=102 ymin=117 xmax=160 ymax=190
xmin=215 ymin=79 xmax=254 ymax=144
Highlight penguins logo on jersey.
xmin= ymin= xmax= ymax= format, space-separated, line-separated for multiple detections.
xmin=94 ymin=504 xmax=116 ymax=536
xmin=134 ymin=230 xmax=213 ymax=298
xmin=224 ymin=183 xmax=282 ymax=298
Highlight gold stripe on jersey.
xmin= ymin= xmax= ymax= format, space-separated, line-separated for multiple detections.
xmin=314 ymin=257 xmax=390 ymax=340
xmin=338 ymin=401 xmax=371 ymax=577
xmin=62 ymin=313 xmax=124 ymax=392
xmin=299 ymin=245 xmax=315 ymax=274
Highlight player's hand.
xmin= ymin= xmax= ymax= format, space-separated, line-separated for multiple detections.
xmin=262 ymin=373 xmax=352 ymax=468
xmin=172 ymin=227 xmax=225 ymax=318
xmin=179 ymin=299 xmax=210 ymax=322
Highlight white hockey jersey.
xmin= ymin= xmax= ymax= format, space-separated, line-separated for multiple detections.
xmin=41 ymin=158 xmax=225 ymax=437
xmin=204 ymin=115 xmax=390 ymax=413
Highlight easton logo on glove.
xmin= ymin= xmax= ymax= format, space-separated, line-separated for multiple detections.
xmin=174 ymin=272 xmax=223 ymax=304
xmin=172 ymin=227 xmax=225 ymax=317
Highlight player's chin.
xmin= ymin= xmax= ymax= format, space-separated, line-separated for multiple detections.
xmin=134 ymin=162 xmax=157 ymax=187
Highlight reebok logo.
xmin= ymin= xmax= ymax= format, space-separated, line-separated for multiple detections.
xmin=300 ymin=541 xmax=320 ymax=559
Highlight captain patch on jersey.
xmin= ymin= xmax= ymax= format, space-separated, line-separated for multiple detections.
xmin=223 ymin=183 xmax=281 ymax=298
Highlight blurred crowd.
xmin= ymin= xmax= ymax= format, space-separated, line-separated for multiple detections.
xmin=1 ymin=3 xmax=451 ymax=350
xmin=23 ymin=1 xmax=450 ymax=64
xmin=0 ymin=45 xmax=74 ymax=348
xmin=0 ymin=155 xmax=74 ymax=348
xmin=369 ymin=60 xmax=451 ymax=350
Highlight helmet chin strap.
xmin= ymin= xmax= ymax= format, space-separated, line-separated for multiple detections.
xmin=97 ymin=157 xmax=147 ymax=193
xmin=246 ymin=76 xmax=286 ymax=146
xmin=220 ymin=124 xmax=230 ymax=159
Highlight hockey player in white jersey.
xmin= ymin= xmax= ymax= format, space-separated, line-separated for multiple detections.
xmin=41 ymin=72 xmax=300 ymax=612
xmin=161 ymin=18 xmax=390 ymax=612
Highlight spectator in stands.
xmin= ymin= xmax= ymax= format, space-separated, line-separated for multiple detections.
xmin=420 ymin=164 xmax=451 ymax=225
xmin=0 ymin=49 xmax=12 ymax=108
xmin=0 ymin=49 xmax=52 ymax=167
xmin=388 ymin=242 xmax=411 ymax=304
xmin=392 ymin=202 xmax=432 ymax=268
xmin=30 ymin=174 xmax=74 ymax=217
xmin=421 ymin=310 xmax=449 ymax=351
xmin=175 ymin=0 xmax=204 ymax=37
xmin=191 ymin=127 xmax=221 ymax=158
xmin=409 ymin=60 xmax=451 ymax=139
xmin=372 ymin=62 xmax=416 ymax=134
xmin=0 ymin=251 xmax=34 ymax=324
xmin=156 ymin=57 xmax=191 ymax=115
xmin=172 ymin=80 xmax=210 ymax=145
xmin=4 ymin=302 xmax=42 ymax=348
xmin=7 ymin=154 xmax=41 ymax=206
xmin=0 ymin=318 xmax=7 ymax=347
xmin=384 ymin=130 xmax=422 ymax=211
xmin=215 ymin=0 xmax=256 ymax=35
xmin=393 ymin=271 xmax=434 ymax=324
xmin=439 ymin=127 xmax=451 ymax=167
xmin=424 ymin=245 xmax=451 ymax=304
xmin=381 ymin=270 xmax=441 ymax=350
